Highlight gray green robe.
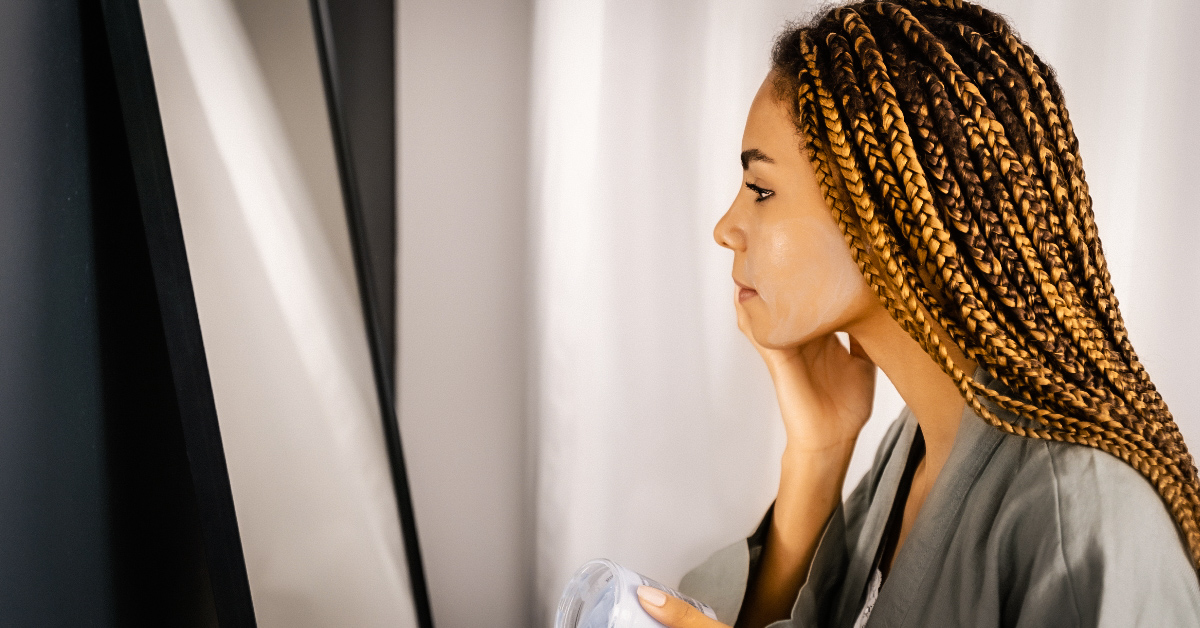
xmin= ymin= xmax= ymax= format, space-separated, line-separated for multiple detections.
xmin=678 ymin=369 xmax=1200 ymax=627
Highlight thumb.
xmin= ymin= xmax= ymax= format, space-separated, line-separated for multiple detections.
xmin=636 ymin=586 xmax=729 ymax=628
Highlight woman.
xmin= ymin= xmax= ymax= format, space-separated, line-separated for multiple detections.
xmin=632 ymin=0 xmax=1200 ymax=626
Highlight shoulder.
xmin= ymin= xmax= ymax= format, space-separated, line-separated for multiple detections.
xmin=1040 ymin=439 xmax=1196 ymax=578
xmin=988 ymin=432 xmax=1200 ymax=624
xmin=1006 ymin=435 xmax=1185 ymax=555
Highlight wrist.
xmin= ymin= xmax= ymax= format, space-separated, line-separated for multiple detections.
xmin=781 ymin=435 xmax=857 ymax=466
xmin=782 ymin=439 xmax=859 ymax=485
xmin=771 ymin=442 xmax=853 ymax=540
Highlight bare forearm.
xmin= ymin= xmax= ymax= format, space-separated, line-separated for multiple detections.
xmin=730 ymin=330 xmax=874 ymax=627
xmin=736 ymin=443 xmax=855 ymax=628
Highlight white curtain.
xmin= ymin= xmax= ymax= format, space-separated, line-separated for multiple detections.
xmin=141 ymin=0 xmax=417 ymax=625
xmin=526 ymin=0 xmax=1200 ymax=624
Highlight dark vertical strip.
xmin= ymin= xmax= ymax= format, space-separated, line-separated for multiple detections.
xmin=0 ymin=0 xmax=237 ymax=624
xmin=325 ymin=0 xmax=397 ymax=374
xmin=82 ymin=0 xmax=219 ymax=624
xmin=94 ymin=1 xmax=256 ymax=626
xmin=0 ymin=1 xmax=114 ymax=623
xmin=309 ymin=2 xmax=434 ymax=626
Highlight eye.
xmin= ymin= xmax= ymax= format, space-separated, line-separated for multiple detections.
xmin=745 ymin=181 xmax=774 ymax=203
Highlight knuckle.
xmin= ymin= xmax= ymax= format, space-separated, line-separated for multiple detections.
xmin=664 ymin=599 xmax=700 ymax=626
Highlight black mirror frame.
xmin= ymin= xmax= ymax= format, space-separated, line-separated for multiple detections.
xmin=98 ymin=0 xmax=257 ymax=625
xmin=309 ymin=1 xmax=435 ymax=627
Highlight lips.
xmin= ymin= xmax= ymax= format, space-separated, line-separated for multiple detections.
xmin=734 ymin=277 xmax=758 ymax=302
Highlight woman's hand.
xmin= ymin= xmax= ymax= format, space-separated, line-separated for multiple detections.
xmin=734 ymin=289 xmax=876 ymax=452
xmin=637 ymin=586 xmax=729 ymax=628
xmin=731 ymin=289 xmax=876 ymax=628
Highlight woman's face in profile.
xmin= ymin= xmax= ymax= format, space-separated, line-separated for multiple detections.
xmin=714 ymin=74 xmax=875 ymax=349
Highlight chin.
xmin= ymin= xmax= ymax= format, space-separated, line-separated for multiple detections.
xmin=753 ymin=325 xmax=815 ymax=351
xmin=754 ymin=317 xmax=840 ymax=350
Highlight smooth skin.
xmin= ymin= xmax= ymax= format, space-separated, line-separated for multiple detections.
xmin=638 ymin=72 xmax=977 ymax=628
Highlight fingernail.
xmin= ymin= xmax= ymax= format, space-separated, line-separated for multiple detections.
xmin=637 ymin=586 xmax=666 ymax=607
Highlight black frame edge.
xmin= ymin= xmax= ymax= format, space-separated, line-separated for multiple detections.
xmin=95 ymin=1 xmax=257 ymax=625
xmin=307 ymin=1 xmax=436 ymax=626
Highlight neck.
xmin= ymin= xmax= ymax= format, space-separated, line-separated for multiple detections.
xmin=843 ymin=306 xmax=975 ymax=485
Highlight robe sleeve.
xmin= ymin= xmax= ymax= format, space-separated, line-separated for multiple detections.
xmin=677 ymin=500 xmax=849 ymax=626
xmin=676 ymin=414 xmax=909 ymax=626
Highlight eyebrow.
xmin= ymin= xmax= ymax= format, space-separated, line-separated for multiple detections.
xmin=741 ymin=148 xmax=775 ymax=170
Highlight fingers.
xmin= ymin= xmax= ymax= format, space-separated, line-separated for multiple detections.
xmin=636 ymin=586 xmax=729 ymax=628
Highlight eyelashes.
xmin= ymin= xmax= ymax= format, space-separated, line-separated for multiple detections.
xmin=745 ymin=181 xmax=775 ymax=202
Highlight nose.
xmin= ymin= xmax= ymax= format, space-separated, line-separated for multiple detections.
xmin=713 ymin=201 xmax=744 ymax=251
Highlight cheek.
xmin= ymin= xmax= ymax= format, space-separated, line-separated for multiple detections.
xmin=747 ymin=214 xmax=864 ymax=345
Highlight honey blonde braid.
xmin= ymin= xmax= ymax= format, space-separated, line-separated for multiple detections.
xmin=770 ymin=0 xmax=1200 ymax=569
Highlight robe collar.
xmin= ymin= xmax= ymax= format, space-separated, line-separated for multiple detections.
xmin=836 ymin=367 xmax=1010 ymax=627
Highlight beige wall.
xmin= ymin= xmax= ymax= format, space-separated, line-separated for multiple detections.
xmin=397 ymin=0 xmax=536 ymax=626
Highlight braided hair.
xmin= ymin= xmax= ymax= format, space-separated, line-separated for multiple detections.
xmin=769 ymin=0 xmax=1200 ymax=570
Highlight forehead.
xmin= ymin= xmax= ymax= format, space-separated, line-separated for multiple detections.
xmin=743 ymin=75 xmax=801 ymax=153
